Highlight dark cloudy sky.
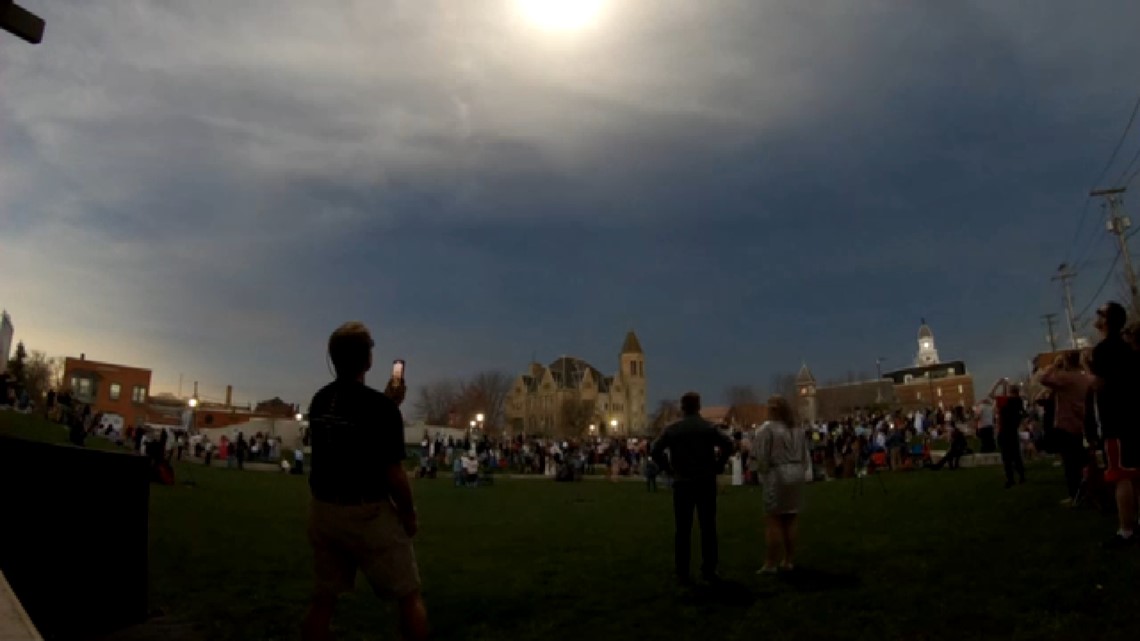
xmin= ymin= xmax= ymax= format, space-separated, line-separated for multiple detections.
xmin=3 ymin=1 xmax=1140 ymax=411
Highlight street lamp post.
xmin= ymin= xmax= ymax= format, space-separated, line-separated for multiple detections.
xmin=187 ymin=397 xmax=199 ymax=435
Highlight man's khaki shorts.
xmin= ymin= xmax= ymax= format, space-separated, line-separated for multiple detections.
xmin=308 ymin=498 xmax=421 ymax=600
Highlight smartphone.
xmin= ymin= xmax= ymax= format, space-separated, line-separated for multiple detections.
xmin=392 ymin=359 xmax=405 ymax=381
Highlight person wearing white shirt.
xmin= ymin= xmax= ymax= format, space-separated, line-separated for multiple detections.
xmin=463 ymin=455 xmax=479 ymax=487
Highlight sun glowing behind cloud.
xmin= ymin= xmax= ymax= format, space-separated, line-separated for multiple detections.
xmin=516 ymin=0 xmax=605 ymax=32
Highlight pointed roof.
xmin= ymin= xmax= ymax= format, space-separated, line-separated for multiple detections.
xmin=621 ymin=330 xmax=643 ymax=354
xmin=795 ymin=363 xmax=816 ymax=384
xmin=918 ymin=318 xmax=934 ymax=340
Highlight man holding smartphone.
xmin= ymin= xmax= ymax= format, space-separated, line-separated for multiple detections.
xmin=301 ymin=322 xmax=428 ymax=641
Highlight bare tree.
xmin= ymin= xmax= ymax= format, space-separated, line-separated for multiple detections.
xmin=457 ymin=370 xmax=513 ymax=431
xmin=413 ymin=380 xmax=460 ymax=425
xmin=724 ymin=385 xmax=760 ymax=406
xmin=19 ymin=349 xmax=57 ymax=406
xmin=768 ymin=372 xmax=798 ymax=402
xmin=649 ymin=399 xmax=681 ymax=436
xmin=559 ymin=396 xmax=594 ymax=439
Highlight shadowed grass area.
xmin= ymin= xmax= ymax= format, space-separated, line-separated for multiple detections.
xmin=3 ymin=411 xmax=1139 ymax=641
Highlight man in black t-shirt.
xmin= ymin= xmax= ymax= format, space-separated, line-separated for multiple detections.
xmin=1091 ymin=302 xmax=1140 ymax=548
xmin=300 ymin=322 xmax=428 ymax=641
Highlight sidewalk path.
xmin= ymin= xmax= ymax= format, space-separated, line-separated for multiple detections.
xmin=0 ymin=570 xmax=43 ymax=641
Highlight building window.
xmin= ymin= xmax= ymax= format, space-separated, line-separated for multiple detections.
xmin=917 ymin=392 xmax=922 ymax=400
xmin=904 ymin=375 xmax=913 ymax=383
xmin=109 ymin=383 xmax=121 ymax=401
xmin=71 ymin=376 xmax=95 ymax=401
xmin=958 ymin=384 xmax=964 ymax=394
xmin=936 ymin=388 xmax=942 ymax=397
xmin=132 ymin=386 xmax=147 ymax=403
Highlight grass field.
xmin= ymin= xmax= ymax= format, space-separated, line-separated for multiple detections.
xmin=3 ymin=412 xmax=1140 ymax=641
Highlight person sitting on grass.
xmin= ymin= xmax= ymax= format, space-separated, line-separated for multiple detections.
xmin=931 ymin=426 xmax=967 ymax=471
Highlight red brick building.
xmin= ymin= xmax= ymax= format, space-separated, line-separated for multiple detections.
xmin=62 ymin=355 xmax=152 ymax=426
xmin=149 ymin=386 xmax=298 ymax=431
xmin=799 ymin=321 xmax=977 ymax=422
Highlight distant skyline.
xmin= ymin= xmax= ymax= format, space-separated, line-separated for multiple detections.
xmin=3 ymin=1 xmax=1140 ymax=410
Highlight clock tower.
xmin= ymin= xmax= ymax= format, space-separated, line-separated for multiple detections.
xmin=916 ymin=319 xmax=940 ymax=367
xmin=795 ymin=363 xmax=817 ymax=425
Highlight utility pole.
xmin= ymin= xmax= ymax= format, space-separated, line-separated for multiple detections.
xmin=1 ymin=1 xmax=45 ymax=44
xmin=1052 ymin=263 xmax=1079 ymax=349
xmin=1041 ymin=314 xmax=1058 ymax=352
xmin=1091 ymin=187 xmax=1139 ymax=316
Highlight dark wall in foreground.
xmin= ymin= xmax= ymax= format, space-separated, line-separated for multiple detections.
xmin=0 ymin=435 xmax=149 ymax=640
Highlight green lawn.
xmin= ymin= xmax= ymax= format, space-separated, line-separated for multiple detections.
xmin=3 ymin=412 xmax=1140 ymax=641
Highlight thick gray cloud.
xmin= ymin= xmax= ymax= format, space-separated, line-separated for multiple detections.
xmin=2 ymin=1 xmax=1139 ymax=407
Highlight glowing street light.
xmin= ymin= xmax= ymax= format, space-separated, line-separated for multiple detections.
xmin=476 ymin=413 xmax=485 ymax=423
xmin=295 ymin=412 xmax=303 ymax=422
xmin=187 ymin=397 xmax=199 ymax=434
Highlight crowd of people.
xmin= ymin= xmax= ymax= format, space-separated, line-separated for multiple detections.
xmin=4 ymin=307 xmax=1137 ymax=641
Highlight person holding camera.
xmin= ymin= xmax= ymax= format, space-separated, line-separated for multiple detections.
xmin=301 ymin=322 xmax=428 ymax=641
xmin=1040 ymin=351 xmax=1091 ymax=504
xmin=650 ymin=391 xmax=735 ymax=586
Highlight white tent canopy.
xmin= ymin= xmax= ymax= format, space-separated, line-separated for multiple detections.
xmin=199 ymin=418 xmax=305 ymax=448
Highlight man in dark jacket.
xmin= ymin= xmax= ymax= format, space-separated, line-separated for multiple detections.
xmin=651 ymin=392 xmax=735 ymax=585
xmin=998 ymin=385 xmax=1027 ymax=488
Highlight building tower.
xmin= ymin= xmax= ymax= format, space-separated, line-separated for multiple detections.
xmin=619 ymin=330 xmax=647 ymax=434
xmin=0 ymin=310 xmax=13 ymax=373
xmin=795 ymin=363 xmax=817 ymax=425
xmin=916 ymin=319 xmax=941 ymax=367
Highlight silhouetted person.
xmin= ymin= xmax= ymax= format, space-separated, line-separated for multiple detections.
xmin=301 ymin=322 xmax=428 ymax=641
xmin=651 ymin=391 xmax=734 ymax=586
xmin=236 ymin=433 xmax=247 ymax=470
xmin=1091 ymin=302 xmax=1140 ymax=547
xmin=933 ymin=426 xmax=967 ymax=470
xmin=998 ymin=385 xmax=1027 ymax=488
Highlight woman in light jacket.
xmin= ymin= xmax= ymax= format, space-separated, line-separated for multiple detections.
xmin=754 ymin=395 xmax=812 ymax=573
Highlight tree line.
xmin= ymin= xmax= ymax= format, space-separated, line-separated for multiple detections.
xmin=5 ymin=341 xmax=64 ymax=406
xmin=645 ymin=371 xmax=802 ymax=433
xmin=412 ymin=370 xmax=513 ymax=431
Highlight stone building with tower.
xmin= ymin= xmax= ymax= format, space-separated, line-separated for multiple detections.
xmin=505 ymin=331 xmax=648 ymax=437
xmin=796 ymin=320 xmax=975 ymax=422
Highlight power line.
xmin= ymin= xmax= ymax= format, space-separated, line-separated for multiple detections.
xmin=1076 ymin=247 xmax=1122 ymax=320
xmin=1116 ymin=143 xmax=1140 ymax=187
xmin=1097 ymin=94 xmax=1140 ymax=187
xmin=1126 ymin=162 xmax=1140 ymax=188
xmin=1066 ymin=94 xmax=1140 ymax=266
